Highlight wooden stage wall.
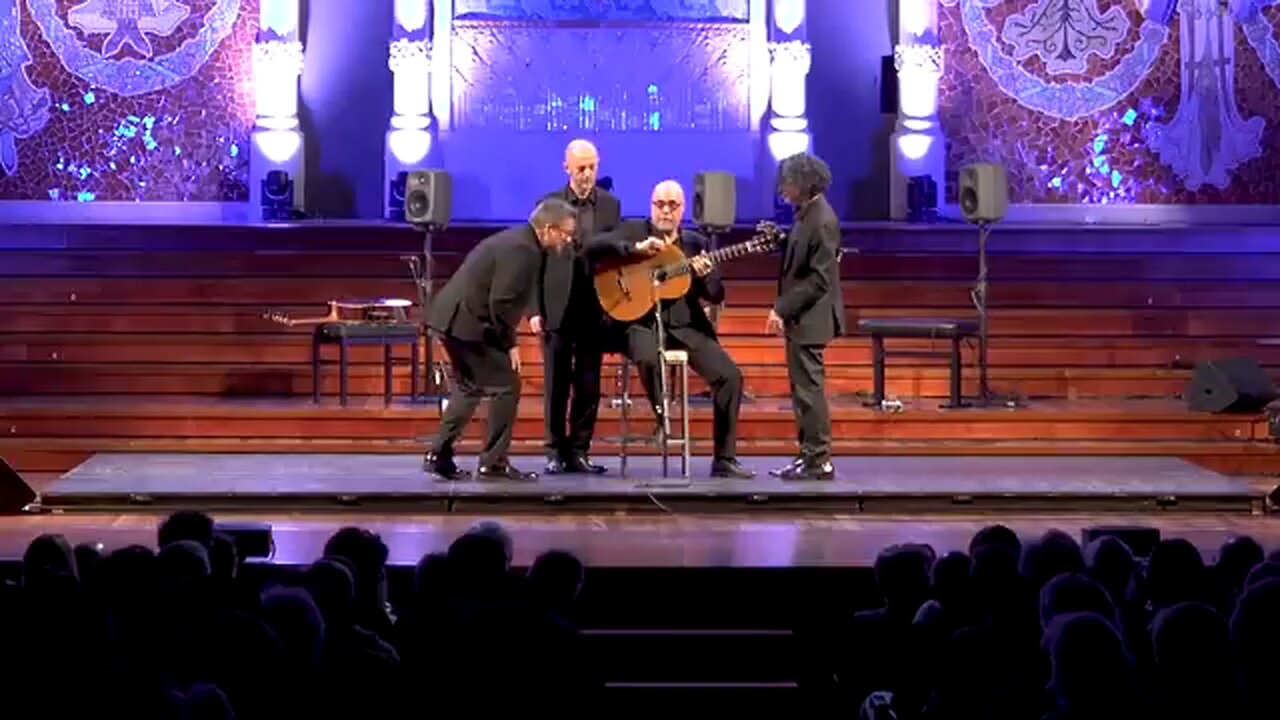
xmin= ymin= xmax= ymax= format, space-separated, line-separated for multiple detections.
xmin=2 ymin=221 xmax=1280 ymax=474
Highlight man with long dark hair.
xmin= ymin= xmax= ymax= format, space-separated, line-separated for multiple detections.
xmin=768 ymin=152 xmax=845 ymax=480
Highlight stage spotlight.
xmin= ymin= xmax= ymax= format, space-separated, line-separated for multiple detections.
xmin=388 ymin=171 xmax=409 ymax=222
xmin=906 ymin=174 xmax=937 ymax=223
xmin=261 ymin=169 xmax=294 ymax=222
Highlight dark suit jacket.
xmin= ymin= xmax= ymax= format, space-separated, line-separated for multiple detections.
xmin=587 ymin=219 xmax=724 ymax=337
xmin=533 ymin=185 xmax=622 ymax=332
xmin=775 ymin=194 xmax=846 ymax=345
xmin=428 ymin=224 xmax=543 ymax=351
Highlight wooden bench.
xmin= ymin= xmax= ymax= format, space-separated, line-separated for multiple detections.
xmin=313 ymin=323 xmax=421 ymax=406
xmin=855 ymin=318 xmax=979 ymax=408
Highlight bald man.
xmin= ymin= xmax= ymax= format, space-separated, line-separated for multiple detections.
xmin=586 ymin=181 xmax=753 ymax=479
xmin=531 ymin=139 xmax=622 ymax=475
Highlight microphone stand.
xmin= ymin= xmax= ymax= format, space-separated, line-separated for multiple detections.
xmin=970 ymin=221 xmax=1018 ymax=408
xmin=404 ymin=222 xmax=447 ymax=403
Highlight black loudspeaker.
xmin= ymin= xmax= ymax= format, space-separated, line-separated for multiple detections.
xmin=693 ymin=171 xmax=735 ymax=227
xmin=1185 ymin=357 xmax=1278 ymax=413
xmin=880 ymin=54 xmax=897 ymax=114
xmin=404 ymin=170 xmax=452 ymax=228
xmin=0 ymin=457 xmax=37 ymax=513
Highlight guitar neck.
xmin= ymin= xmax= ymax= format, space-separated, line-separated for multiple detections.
xmin=662 ymin=238 xmax=768 ymax=278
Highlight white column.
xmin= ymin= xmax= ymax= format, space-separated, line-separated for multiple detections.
xmin=890 ymin=0 xmax=945 ymax=220
xmin=250 ymin=0 xmax=305 ymax=217
xmin=766 ymin=0 xmax=811 ymax=162
xmin=385 ymin=0 xmax=434 ymax=219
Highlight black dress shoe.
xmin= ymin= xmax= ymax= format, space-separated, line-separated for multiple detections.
xmin=710 ymin=458 xmax=755 ymax=479
xmin=564 ymin=454 xmax=607 ymax=474
xmin=544 ymin=457 xmax=569 ymax=475
xmin=423 ymin=452 xmax=466 ymax=482
xmin=778 ymin=460 xmax=835 ymax=481
xmin=769 ymin=458 xmax=804 ymax=477
xmin=475 ymin=463 xmax=538 ymax=482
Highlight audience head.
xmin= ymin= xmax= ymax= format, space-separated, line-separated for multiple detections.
xmin=260 ymin=586 xmax=325 ymax=671
xmin=1040 ymin=572 xmax=1119 ymax=631
xmin=157 ymin=539 xmax=211 ymax=585
xmin=969 ymin=523 xmax=1021 ymax=558
xmin=157 ymin=510 xmax=215 ymax=550
xmin=873 ymin=543 xmax=933 ymax=615
xmin=1151 ymin=602 xmax=1231 ymax=687
xmin=304 ymin=556 xmax=356 ymax=628
xmin=1216 ymin=535 xmax=1264 ymax=592
xmin=447 ymin=530 xmax=510 ymax=600
xmin=930 ymin=551 xmax=971 ymax=609
xmin=1243 ymin=560 xmax=1280 ymax=590
xmin=323 ymin=526 xmax=390 ymax=613
xmin=466 ymin=520 xmax=514 ymax=570
xmin=529 ymin=549 xmax=585 ymax=615
xmin=209 ymin=532 xmax=239 ymax=581
xmin=1020 ymin=529 xmax=1085 ymax=591
xmin=1229 ymin=578 xmax=1280 ymax=717
xmin=1046 ymin=612 xmax=1135 ymax=715
xmin=1084 ymin=535 xmax=1136 ymax=605
xmin=1147 ymin=538 xmax=1206 ymax=610
xmin=413 ymin=551 xmax=451 ymax=606
xmin=22 ymin=533 xmax=78 ymax=590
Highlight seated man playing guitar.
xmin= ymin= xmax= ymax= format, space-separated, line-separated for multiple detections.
xmin=586 ymin=180 xmax=754 ymax=479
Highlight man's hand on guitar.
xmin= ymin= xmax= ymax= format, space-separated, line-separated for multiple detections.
xmin=634 ymin=237 xmax=665 ymax=256
xmin=766 ymin=309 xmax=785 ymax=334
xmin=690 ymin=254 xmax=713 ymax=277
xmin=529 ymin=315 xmax=544 ymax=335
xmin=510 ymin=347 xmax=522 ymax=372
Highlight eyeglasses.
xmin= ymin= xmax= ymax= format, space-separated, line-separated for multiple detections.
xmin=651 ymin=200 xmax=682 ymax=211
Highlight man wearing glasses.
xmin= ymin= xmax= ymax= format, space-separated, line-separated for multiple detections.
xmin=423 ymin=198 xmax=577 ymax=483
xmin=587 ymin=180 xmax=754 ymax=480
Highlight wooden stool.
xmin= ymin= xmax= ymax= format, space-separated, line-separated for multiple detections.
xmin=617 ymin=349 xmax=691 ymax=478
xmin=855 ymin=318 xmax=979 ymax=408
xmin=313 ymin=322 xmax=421 ymax=406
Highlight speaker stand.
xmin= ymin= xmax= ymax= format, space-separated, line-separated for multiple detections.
xmin=970 ymin=222 xmax=1019 ymax=409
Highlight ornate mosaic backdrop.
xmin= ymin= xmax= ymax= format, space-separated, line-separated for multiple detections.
xmin=939 ymin=0 xmax=1280 ymax=204
xmin=0 ymin=0 xmax=257 ymax=202
xmin=450 ymin=0 xmax=751 ymax=132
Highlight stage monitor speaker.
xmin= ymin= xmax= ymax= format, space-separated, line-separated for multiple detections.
xmin=693 ymin=171 xmax=735 ymax=228
xmin=1081 ymin=526 xmax=1161 ymax=558
xmin=958 ymin=163 xmax=1008 ymax=224
xmin=0 ymin=456 xmax=37 ymax=513
xmin=404 ymin=170 xmax=451 ymax=228
xmin=1185 ymin=357 xmax=1278 ymax=413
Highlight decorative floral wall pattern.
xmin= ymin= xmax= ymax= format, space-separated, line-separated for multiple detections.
xmin=0 ymin=0 xmax=257 ymax=202
xmin=939 ymin=0 xmax=1280 ymax=204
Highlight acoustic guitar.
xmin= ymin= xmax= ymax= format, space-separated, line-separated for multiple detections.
xmin=262 ymin=298 xmax=413 ymax=327
xmin=594 ymin=221 xmax=783 ymax=322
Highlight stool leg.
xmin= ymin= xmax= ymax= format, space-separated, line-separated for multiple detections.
xmin=411 ymin=338 xmax=420 ymax=401
xmin=872 ymin=335 xmax=886 ymax=405
xmin=949 ymin=337 xmax=962 ymax=408
xmin=339 ymin=340 xmax=349 ymax=407
xmin=660 ymin=362 xmax=669 ymax=478
xmin=681 ymin=361 xmax=690 ymax=478
xmin=384 ymin=344 xmax=393 ymax=406
xmin=620 ymin=360 xmax=630 ymax=477
xmin=312 ymin=331 xmax=321 ymax=405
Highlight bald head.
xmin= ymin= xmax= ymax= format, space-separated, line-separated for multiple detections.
xmin=564 ymin=139 xmax=599 ymax=197
xmin=650 ymin=180 xmax=685 ymax=234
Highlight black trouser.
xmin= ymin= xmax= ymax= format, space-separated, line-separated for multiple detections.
xmin=785 ymin=339 xmax=831 ymax=464
xmin=430 ymin=334 xmax=520 ymax=467
xmin=542 ymin=328 xmax=604 ymax=460
xmin=620 ymin=322 xmax=743 ymax=462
